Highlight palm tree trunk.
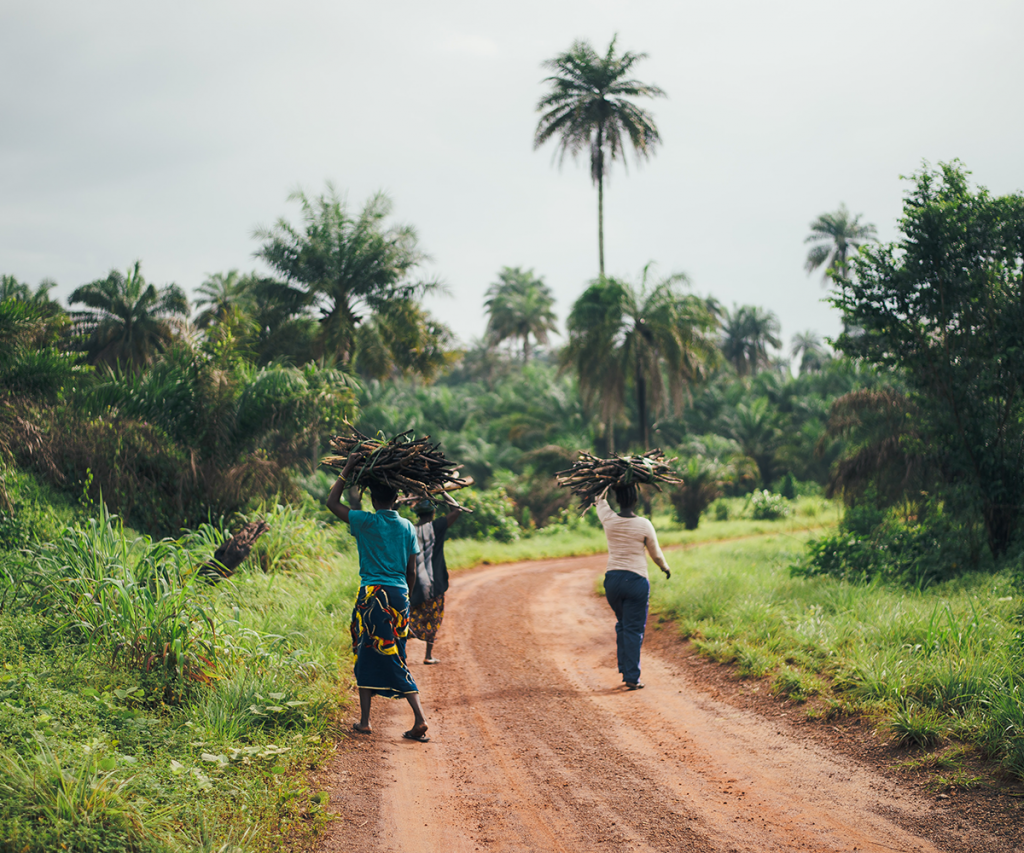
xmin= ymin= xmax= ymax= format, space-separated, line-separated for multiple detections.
xmin=598 ymin=169 xmax=605 ymax=278
xmin=607 ymin=414 xmax=614 ymax=455
xmin=637 ymin=368 xmax=649 ymax=449
xmin=523 ymin=335 xmax=530 ymax=363
xmin=595 ymin=124 xmax=605 ymax=278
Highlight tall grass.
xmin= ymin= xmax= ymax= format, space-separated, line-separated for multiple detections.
xmin=30 ymin=503 xmax=218 ymax=684
xmin=652 ymin=532 xmax=1024 ymax=778
xmin=0 ymin=488 xmax=361 ymax=852
xmin=0 ymin=741 xmax=169 ymax=853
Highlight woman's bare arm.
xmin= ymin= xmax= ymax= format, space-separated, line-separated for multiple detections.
xmin=326 ymin=458 xmax=358 ymax=523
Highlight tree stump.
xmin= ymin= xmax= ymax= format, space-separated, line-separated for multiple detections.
xmin=198 ymin=520 xmax=270 ymax=582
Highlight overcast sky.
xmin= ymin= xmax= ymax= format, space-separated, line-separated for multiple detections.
xmin=2 ymin=0 xmax=1023 ymax=354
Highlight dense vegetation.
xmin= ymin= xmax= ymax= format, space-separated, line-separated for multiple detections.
xmin=3 ymin=159 xmax=1024 ymax=849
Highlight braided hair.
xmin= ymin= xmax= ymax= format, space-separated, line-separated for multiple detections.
xmin=613 ymin=484 xmax=639 ymax=511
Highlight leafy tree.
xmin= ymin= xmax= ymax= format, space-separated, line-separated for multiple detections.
xmin=484 ymin=267 xmax=558 ymax=361
xmin=534 ymin=36 xmax=665 ymax=276
xmin=69 ymin=261 xmax=189 ymax=370
xmin=723 ymin=396 xmax=782 ymax=486
xmin=254 ymin=186 xmax=444 ymax=373
xmin=720 ymin=305 xmax=781 ymax=377
xmin=353 ymin=299 xmax=456 ymax=381
xmin=0 ymin=298 xmax=76 ymax=401
xmin=805 ymin=203 xmax=877 ymax=284
xmin=563 ymin=266 xmax=717 ymax=451
xmin=835 ymin=161 xmax=1024 ymax=556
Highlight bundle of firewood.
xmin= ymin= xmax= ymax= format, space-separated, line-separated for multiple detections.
xmin=321 ymin=427 xmax=469 ymax=507
xmin=555 ymin=449 xmax=683 ymax=510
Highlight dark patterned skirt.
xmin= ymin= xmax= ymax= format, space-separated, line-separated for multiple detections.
xmin=408 ymin=594 xmax=445 ymax=643
xmin=349 ymin=585 xmax=419 ymax=698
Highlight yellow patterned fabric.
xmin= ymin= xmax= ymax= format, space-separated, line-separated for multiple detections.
xmin=409 ymin=594 xmax=445 ymax=643
xmin=349 ymin=585 xmax=417 ymax=697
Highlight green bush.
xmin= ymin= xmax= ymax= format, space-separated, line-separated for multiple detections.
xmin=446 ymin=487 xmax=520 ymax=542
xmin=748 ymin=489 xmax=791 ymax=521
xmin=795 ymin=503 xmax=985 ymax=587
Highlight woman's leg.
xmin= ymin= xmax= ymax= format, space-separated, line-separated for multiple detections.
xmin=405 ymin=692 xmax=428 ymax=739
xmin=612 ymin=572 xmax=650 ymax=684
xmin=354 ymin=687 xmax=373 ymax=733
xmin=604 ymin=572 xmax=628 ymax=678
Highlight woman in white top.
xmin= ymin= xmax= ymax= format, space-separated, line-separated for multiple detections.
xmin=596 ymin=483 xmax=671 ymax=689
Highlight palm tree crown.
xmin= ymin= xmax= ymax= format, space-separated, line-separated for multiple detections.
xmin=255 ymin=186 xmax=443 ymax=371
xmin=484 ymin=267 xmax=558 ymax=362
xmin=194 ymin=269 xmax=251 ymax=329
xmin=535 ymin=36 xmax=665 ymax=276
xmin=720 ymin=305 xmax=782 ymax=378
xmin=791 ymin=330 xmax=830 ymax=374
xmin=563 ymin=266 xmax=718 ymax=451
xmin=805 ymin=204 xmax=877 ymax=284
xmin=69 ymin=261 xmax=189 ymax=369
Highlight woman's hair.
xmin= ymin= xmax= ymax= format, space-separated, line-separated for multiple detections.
xmin=613 ymin=484 xmax=639 ymax=510
xmin=369 ymin=481 xmax=399 ymax=505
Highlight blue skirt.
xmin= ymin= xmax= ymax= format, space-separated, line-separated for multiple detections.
xmin=350 ymin=585 xmax=419 ymax=698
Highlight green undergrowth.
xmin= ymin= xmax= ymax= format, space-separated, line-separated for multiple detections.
xmin=0 ymin=479 xmax=361 ymax=853
xmin=444 ymin=495 xmax=835 ymax=570
xmin=651 ymin=533 xmax=1024 ymax=782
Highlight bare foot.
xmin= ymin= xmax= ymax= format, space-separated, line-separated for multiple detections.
xmin=352 ymin=723 xmax=372 ymax=735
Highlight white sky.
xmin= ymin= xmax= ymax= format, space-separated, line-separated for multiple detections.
xmin=2 ymin=0 xmax=1023 ymax=353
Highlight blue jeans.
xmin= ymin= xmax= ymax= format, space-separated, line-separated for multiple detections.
xmin=604 ymin=570 xmax=650 ymax=684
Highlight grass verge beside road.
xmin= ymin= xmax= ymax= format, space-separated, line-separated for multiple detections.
xmin=650 ymin=531 xmax=1024 ymax=784
xmin=0 ymin=499 xmax=360 ymax=853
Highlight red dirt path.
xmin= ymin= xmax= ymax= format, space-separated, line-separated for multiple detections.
xmin=312 ymin=552 xmax=1019 ymax=853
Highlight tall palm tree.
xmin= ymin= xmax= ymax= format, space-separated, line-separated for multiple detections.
xmin=805 ymin=204 xmax=877 ymax=284
xmin=720 ymin=305 xmax=781 ymax=377
xmin=563 ymin=265 xmax=718 ymax=451
xmin=535 ymin=37 xmax=665 ymax=277
xmin=484 ymin=267 xmax=558 ymax=362
xmin=69 ymin=262 xmax=189 ymax=370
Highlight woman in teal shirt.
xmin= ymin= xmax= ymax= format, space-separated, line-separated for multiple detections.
xmin=327 ymin=473 xmax=430 ymax=743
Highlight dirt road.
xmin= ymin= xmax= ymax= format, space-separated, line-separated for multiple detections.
xmin=315 ymin=552 xmax=1006 ymax=853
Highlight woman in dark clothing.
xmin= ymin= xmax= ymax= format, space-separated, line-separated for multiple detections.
xmin=409 ymin=499 xmax=461 ymax=664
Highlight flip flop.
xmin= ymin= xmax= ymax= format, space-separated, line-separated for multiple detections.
xmin=403 ymin=729 xmax=430 ymax=743
xmin=423 ymin=658 xmax=441 ymax=665
xmin=352 ymin=724 xmax=372 ymax=735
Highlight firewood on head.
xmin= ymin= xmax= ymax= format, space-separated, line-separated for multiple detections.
xmin=320 ymin=426 xmax=471 ymax=511
xmin=555 ymin=450 xmax=682 ymax=512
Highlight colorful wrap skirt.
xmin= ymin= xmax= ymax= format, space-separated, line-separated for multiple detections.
xmin=350 ymin=585 xmax=419 ymax=698
xmin=408 ymin=594 xmax=445 ymax=643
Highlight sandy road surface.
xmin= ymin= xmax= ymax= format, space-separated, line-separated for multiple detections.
xmin=316 ymin=553 xmax=998 ymax=853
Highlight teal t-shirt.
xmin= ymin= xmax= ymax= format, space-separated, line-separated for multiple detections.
xmin=347 ymin=509 xmax=420 ymax=590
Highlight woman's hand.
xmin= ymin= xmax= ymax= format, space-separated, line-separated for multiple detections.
xmin=660 ymin=564 xmax=671 ymax=580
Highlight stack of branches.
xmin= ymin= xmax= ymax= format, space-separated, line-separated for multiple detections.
xmin=321 ymin=427 xmax=470 ymax=508
xmin=556 ymin=449 xmax=683 ymax=511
